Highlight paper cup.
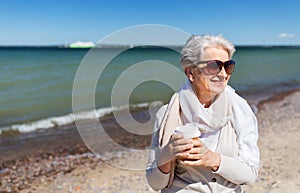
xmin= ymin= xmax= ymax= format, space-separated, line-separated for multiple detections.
xmin=175 ymin=124 xmax=200 ymax=140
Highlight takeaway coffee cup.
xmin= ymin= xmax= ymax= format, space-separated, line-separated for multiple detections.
xmin=175 ymin=124 xmax=208 ymax=159
xmin=175 ymin=124 xmax=200 ymax=140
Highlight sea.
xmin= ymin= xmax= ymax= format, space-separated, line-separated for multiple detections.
xmin=1 ymin=46 xmax=300 ymax=134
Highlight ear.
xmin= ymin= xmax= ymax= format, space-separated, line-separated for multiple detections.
xmin=184 ymin=67 xmax=195 ymax=82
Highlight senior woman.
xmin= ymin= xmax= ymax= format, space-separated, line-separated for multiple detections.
xmin=146 ymin=35 xmax=260 ymax=193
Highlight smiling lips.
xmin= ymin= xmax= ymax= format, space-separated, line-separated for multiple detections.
xmin=210 ymin=77 xmax=227 ymax=87
xmin=211 ymin=76 xmax=226 ymax=82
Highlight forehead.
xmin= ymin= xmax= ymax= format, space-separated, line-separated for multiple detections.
xmin=201 ymin=47 xmax=229 ymax=61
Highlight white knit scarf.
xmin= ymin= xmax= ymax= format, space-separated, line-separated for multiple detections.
xmin=178 ymin=80 xmax=260 ymax=168
xmin=179 ymin=80 xmax=232 ymax=132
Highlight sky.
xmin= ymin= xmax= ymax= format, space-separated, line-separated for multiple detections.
xmin=0 ymin=0 xmax=299 ymax=46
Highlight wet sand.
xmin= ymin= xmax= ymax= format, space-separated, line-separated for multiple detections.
xmin=1 ymin=90 xmax=300 ymax=192
xmin=0 ymin=107 xmax=156 ymax=192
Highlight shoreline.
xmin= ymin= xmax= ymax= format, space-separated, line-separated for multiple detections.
xmin=1 ymin=82 xmax=300 ymax=136
xmin=2 ymin=85 xmax=298 ymax=160
xmin=1 ymin=87 xmax=300 ymax=192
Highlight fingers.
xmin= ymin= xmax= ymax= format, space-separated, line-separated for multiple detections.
xmin=171 ymin=133 xmax=193 ymax=148
xmin=175 ymin=151 xmax=190 ymax=160
xmin=158 ymin=133 xmax=193 ymax=165
xmin=187 ymin=146 xmax=209 ymax=155
xmin=181 ymin=159 xmax=201 ymax=165
xmin=169 ymin=133 xmax=193 ymax=155
xmin=179 ymin=151 xmax=208 ymax=166
xmin=173 ymin=143 xmax=193 ymax=154
xmin=179 ymin=147 xmax=203 ymax=160
xmin=179 ymin=150 xmax=220 ymax=170
xmin=173 ymin=138 xmax=193 ymax=146
xmin=183 ymin=152 xmax=202 ymax=160
xmin=170 ymin=132 xmax=184 ymax=140
xmin=176 ymin=146 xmax=205 ymax=160
xmin=192 ymin=139 xmax=203 ymax=148
xmin=180 ymin=159 xmax=203 ymax=166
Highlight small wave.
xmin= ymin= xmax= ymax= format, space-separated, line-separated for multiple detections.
xmin=0 ymin=102 xmax=151 ymax=135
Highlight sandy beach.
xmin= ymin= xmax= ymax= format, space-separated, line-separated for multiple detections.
xmin=1 ymin=90 xmax=300 ymax=193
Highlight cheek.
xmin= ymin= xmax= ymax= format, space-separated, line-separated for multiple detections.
xmin=199 ymin=74 xmax=212 ymax=82
xmin=194 ymin=75 xmax=210 ymax=88
xmin=226 ymin=75 xmax=231 ymax=81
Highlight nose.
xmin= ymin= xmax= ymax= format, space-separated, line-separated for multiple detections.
xmin=218 ymin=66 xmax=228 ymax=78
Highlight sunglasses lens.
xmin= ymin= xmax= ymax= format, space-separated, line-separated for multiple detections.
xmin=225 ymin=60 xmax=235 ymax=74
xmin=207 ymin=61 xmax=221 ymax=75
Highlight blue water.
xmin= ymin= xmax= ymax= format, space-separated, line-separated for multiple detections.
xmin=1 ymin=46 xmax=300 ymax=132
xmin=231 ymin=47 xmax=300 ymax=92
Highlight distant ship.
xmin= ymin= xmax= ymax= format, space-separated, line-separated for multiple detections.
xmin=69 ymin=41 xmax=95 ymax=48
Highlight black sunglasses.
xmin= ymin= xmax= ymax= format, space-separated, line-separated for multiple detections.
xmin=194 ymin=60 xmax=235 ymax=75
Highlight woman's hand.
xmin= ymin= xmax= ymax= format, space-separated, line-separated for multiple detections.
xmin=178 ymin=139 xmax=221 ymax=171
xmin=157 ymin=132 xmax=193 ymax=173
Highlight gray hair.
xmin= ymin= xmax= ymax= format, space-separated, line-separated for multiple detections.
xmin=180 ymin=34 xmax=236 ymax=67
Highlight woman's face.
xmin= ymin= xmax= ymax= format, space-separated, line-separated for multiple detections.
xmin=187 ymin=47 xmax=231 ymax=98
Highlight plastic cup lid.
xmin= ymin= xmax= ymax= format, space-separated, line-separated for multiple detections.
xmin=175 ymin=124 xmax=200 ymax=139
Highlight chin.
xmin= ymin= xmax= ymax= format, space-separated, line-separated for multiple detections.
xmin=209 ymin=85 xmax=226 ymax=95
